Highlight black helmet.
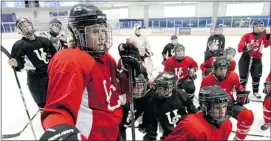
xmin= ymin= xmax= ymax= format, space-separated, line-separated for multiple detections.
xmin=68 ymin=4 xmax=112 ymax=59
xmin=213 ymin=57 xmax=230 ymax=80
xmin=199 ymin=85 xmax=229 ymax=128
xmin=16 ymin=18 xmax=35 ymax=37
xmin=153 ymin=72 xmax=176 ymax=99
xmin=49 ymin=18 xmax=62 ymax=36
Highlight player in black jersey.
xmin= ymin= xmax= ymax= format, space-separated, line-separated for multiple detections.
xmin=143 ymin=72 xmax=198 ymax=141
xmin=40 ymin=18 xmax=68 ymax=51
xmin=161 ymin=35 xmax=178 ymax=65
xmin=8 ymin=18 xmax=56 ymax=109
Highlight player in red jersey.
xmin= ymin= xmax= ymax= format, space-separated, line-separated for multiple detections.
xmin=165 ymin=85 xmax=232 ymax=141
xmin=238 ymin=19 xmax=271 ymax=99
xmin=39 ymin=4 xmax=143 ymax=141
xmin=164 ymin=43 xmax=198 ymax=99
xmin=201 ymin=47 xmax=236 ymax=77
xmin=261 ymin=71 xmax=271 ymax=130
xmin=201 ymin=57 xmax=254 ymax=141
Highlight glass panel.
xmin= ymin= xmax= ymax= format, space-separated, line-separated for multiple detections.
xmin=167 ymin=20 xmax=175 ymax=28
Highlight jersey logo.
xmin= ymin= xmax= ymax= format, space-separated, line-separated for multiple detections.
xmin=103 ymin=78 xmax=122 ymax=111
xmin=165 ymin=109 xmax=181 ymax=127
xmin=174 ymin=68 xmax=183 ymax=81
xmin=33 ymin=48 xmax=49 ymax=64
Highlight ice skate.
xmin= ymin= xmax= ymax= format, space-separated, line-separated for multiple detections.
xmin=253 ymin=92 xmax=261 ymax=99
xmin=261 ymin=123 xmax=270 ymax=130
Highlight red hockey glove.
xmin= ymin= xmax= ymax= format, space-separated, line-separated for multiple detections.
xmin=236 ymin=91 xmax=250 ymax=105
xmin=39 ymin=124 xmax=87 ymax=141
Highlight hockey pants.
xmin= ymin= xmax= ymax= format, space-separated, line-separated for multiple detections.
xmin=27 ymin=72 xmax=48 ymax=108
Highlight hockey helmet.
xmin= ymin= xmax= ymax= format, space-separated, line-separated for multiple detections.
xmin=67 ymin=4 xmax=112 ymax=59
xmin=49 ymin=18 xmax=62 ymax=36
xmin=213 ymin=57 xmax=230 ymax=81
xmin=252 ymin=19 xmax=265 ymax=34
xmin=171 ymin=35 xmax=178 ymax=45
xmin=16 ymin=18 xmax=35 ymax=38
xmin=223 ymin=47 xmax=236 ymax=61
xmin=214 ymin=25 xmax=223 ymax=35
xmin=199 ymin=85 xmax=229 ymax=127
xmin=133 ymin=23 xmax=142 ymax=35
xmin=133 ymin=74 xmax=148 ymax=99
xmin=173 ymin=43 xmax=185 ymax=60
xmin=153 ymin=72 xmax=176 ymax=99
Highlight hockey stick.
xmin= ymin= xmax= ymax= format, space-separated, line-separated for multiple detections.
xmin=1 ymin=46 xmax=37 ymax=140
xmin=250 ymin=99 xmax=264 ymax=103
xmin=128 ymin=66 xmax=136 ymax=141
xmin=2 ymin=109 xmax=40 ymax=139
xmin=231 ymin=131 xmax=270 ymax=138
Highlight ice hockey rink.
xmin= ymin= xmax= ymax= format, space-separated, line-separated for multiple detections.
xmin=1 ymin=34 xmax=271 ymax=140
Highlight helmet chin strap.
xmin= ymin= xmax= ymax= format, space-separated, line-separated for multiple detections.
xmin=24 ymin=34 xmax=36 ymax=40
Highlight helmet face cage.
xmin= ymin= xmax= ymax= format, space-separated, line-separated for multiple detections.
xmin=199 ymin=86 xmax=229 ymax=125
xmin=253 ymin=20 xmax=265 ymax=34
xmin=208 ymin=41 xmax=219 ymax=51
xmin=213 ymin=58 xmax=230 ymax=80
xmin=214 ymin=26 xmax=223 ymax=35
xmin=174 ymin=45 xmax=185 ymax=60
xmin=80 ymin=23 xmax=112 ymax=56
xmin=16 ymin=19 xmax=35 ymax=37
xmin=154 ymin=81 xmax=174 ymax=99
xmin=49 ymin=20 xmax=62 ymax=35
xmin=224 ymin=48 xmax=236 ymax=61
xmin=133 ymin=81 xmax=147 ymax=99
xmin=264 ymin=82 xmax=271 ymax=94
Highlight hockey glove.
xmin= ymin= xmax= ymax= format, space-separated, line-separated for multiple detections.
xmin=245 ymin=42 xmax=258 ymax=53
xmin=118 ymin=43 xmax=141 ymax=76
xmin=263 ymin=82 xmax=271 ymax=95
xmin=236 ymin=90 xmax=250 ymax=105
xmin=266 ymin=34 xmax=270 ymax=40
xmin=189 ymin=68 xmax=197 ymax=80
xmin=39 ymin=124 xmax=87 ymax=141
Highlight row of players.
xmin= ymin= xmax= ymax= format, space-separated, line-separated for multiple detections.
xmin=6 ymin=3 xmax=270 ymax=141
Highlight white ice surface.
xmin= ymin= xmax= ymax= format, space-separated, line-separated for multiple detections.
xmin=1 ymin=36 xmax=270 ymax=140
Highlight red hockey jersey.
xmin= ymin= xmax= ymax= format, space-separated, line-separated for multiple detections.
xmin=200 ymin=57 xmax=236 ymax=73
xmin=238 ymin=32 xmax=270 ymax=59
xmin=41 ymin=48 xmax=129 ymax=140
xmin=164 ymin=56 xmax=198 ymax=82
xmin=164 ymin=112 xmax=232 ymax=141
xmin=200 ymin=71 xmax=244 ymax=100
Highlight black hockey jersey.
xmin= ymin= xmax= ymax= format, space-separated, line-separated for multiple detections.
xmin=40 ymin=31 xmax=68 ymax=51
xmin=162 ymin=43 xmax=175 ymax=58
xmin=121 ymin=89 xmax=155 ymax=128
xmin=143 ymin=89 xmax=198 ymax=141
xmin=205 ymin=34 xmax=225 ymax=61
xmin=11 ymin=36 xmax=57 ymax=74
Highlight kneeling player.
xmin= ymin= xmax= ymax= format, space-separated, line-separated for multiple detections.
xmin=200 ymin=47 xmax=236 ymax=77
xmin=201 ymin=57 xmax=254 ymax=140
xmin=165 ymin=85 xmax=232 ymax=140
xmin=164 ymin=44 xmax=198 ymax=99
xmin=261 ymin=71 xmax=271 ymax=130
xmin=143 ymin=72 xmax=198 ymax=140
xmin=118 ymin=74 xmax=154 ymax=141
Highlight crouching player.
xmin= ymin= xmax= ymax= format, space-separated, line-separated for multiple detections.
xmin=201 ymin=57 xmax=254 ymax=140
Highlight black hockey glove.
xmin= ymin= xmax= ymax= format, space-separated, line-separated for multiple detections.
xmin=236 ymin=90 xmax=250 ymax=105
xmin=40 ymin=124 xmax=87 ymax=141
xmin=118 ymin=43 xmax=141 ymax=76
xmin=266 ymin=34 xmax=270 ymax=40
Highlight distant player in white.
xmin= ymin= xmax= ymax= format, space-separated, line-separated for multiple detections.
xmin=129 ymin=24 xmax=155 ymax=80
xmin=40 ymin=18 xmax=68 ymax=51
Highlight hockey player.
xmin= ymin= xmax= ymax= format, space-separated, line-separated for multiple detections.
xmin=238 ymin=19 xmax=271 ymax=99
xmin=164 ymin=43 xmax=198 ymax=99
xmin=39 ymin=4 xmax=143 ymax=141
xmin=129 ymin=24 xmax=155 ymax=80
xmin=161 ymin=35 xmax=178 ymax=65
xmin=204 ymin=25 xmax=225 ymax=61
xmin=143 ymin=72 xmax=198 ymax=140
xmin=164 ymin=85 xmax=232 ymax=141
xmin=200 ymin=47 xmax=236 ymax=77
xmin=8 ymin=18 xmax=57 ymax=109
xmin=118 ymin=73 xmax=154 ymax=141
xmin=40 ymin=18 xmax=68 ymax=51
xmin=261 ymin=71 xmax=271 ymax=130
xmin=201 ymin=57 xmax=254 ymax=141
